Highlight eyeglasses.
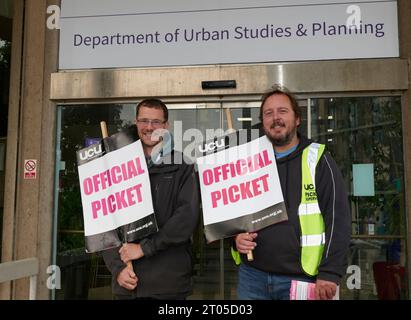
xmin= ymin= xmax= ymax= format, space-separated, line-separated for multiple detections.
xmin=136 ymin=118 xmax=166 ymax=127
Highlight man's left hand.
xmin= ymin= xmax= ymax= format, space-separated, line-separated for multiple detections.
xmin=315 ymin=279 xmax=337 ymax=300
xmin=119 ymin=243 xmax=144 ymax=263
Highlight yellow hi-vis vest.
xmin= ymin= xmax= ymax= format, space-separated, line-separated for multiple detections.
xmin=299 ymin=143 xmax=326 ymax=276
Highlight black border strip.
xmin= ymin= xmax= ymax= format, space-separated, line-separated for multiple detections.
xmin=204 ymin=202 xmax=288 ymax=242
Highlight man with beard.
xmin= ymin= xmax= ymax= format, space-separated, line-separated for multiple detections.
xmin=233 ymin=86 xmax=351 ymax=300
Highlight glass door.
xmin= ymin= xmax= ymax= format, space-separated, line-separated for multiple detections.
xmin=54 ymin=103 xmax=136 ymax=300
xmin=310 ymin=96 xmax=407 ymax=300
xmin=167 ymin=103 xmax=224 ymax=299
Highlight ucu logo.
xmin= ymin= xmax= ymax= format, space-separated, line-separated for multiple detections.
xmin=198 ymin=138 xmax=225 ymax=153
xmin=304 ymin=184 xmax=314 ymax=191
xmin=79 ymin=144 xmax=103 ymax=161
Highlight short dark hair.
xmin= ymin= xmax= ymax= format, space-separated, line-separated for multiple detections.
xmin=259 ymin=84 xmax=301 ymax=121
xmin=136 ymin=98 xmax=168 ymax=121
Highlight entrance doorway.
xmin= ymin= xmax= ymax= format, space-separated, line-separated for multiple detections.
xmin=53 ymin=95 xmax=407 ymax=300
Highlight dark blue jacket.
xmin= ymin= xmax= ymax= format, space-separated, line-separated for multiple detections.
xmin=102 ymin=149 xmax=200 ymax=298
xmin=241 ymin=135 xmax=351 ymax=284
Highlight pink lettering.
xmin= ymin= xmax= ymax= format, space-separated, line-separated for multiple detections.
xmin=211 ymin=191 xmax=221 ymax=208
xmin=90 ymin=183 xmax=144 ymax=219
xmin=209 ymin=174 xmax=271 ymax=208
xmin=107 ymin=195 xmax=116 ymax=213
xmin=91 ymin=200 xmax=101 ymax=219
xmin=202 ymin=150 xmax=273 ymax=187
xmin=82 ymin=157 xmax=146 ymax=196
xmin=228 ymin=185 xmax=240 ymax=203
xmin=83 ymin=178 xmax=93 ymax=196
xmin=260 ymin=173 xmax=269 ymax=192
xmin=115 ymin=190 xmax=127 ymax=210
xmin=203 ymin=169 xmax=213 ymax=186
xmin=111 ymin=165 xmax=122 ymax=184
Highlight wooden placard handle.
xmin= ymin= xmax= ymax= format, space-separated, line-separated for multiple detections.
xmin=100 ymin=121 xmax=108 ymax=138
xmin=224 ymin=108 xmax=234 ymax=132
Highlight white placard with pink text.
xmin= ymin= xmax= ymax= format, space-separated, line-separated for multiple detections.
xmin=78 ymin=140 xmax=153 ymax=236
xmin=197 ymin=136 xmax=283 ymax=226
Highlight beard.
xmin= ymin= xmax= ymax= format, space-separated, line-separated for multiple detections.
xmin=264 ymin=121 xmax=298 ymax=147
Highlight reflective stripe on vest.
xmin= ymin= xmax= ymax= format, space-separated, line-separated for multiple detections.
xmin=299 ymin=143 xmax=326 ymax=276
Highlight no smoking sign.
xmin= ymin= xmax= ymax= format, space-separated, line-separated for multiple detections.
xmin=24 ymin=159 xmax=37 ymax=179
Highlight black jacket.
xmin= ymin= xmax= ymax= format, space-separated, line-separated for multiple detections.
xmin=241 ymin=135 xmax=351 ymax=284
xmin=101 ymin=150 xmax=200 ymax=298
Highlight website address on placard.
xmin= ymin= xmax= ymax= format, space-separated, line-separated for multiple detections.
xmin=127 ymin=221 xmax=154 ymax=235
xmin=251 ymin=209 xmax=282 ymax=224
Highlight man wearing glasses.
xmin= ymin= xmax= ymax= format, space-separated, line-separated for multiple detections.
xmin=102 ymin=99 xmax=200 ymax=300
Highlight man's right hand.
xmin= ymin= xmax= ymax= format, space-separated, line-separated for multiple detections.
xmin=235 ymin=232 xmax=257 ymax=254
xmin=117 ymin=266 xmax=138 ymax=290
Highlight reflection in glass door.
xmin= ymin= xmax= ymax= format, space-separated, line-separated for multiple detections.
xmin=310 ymin=96 xmax=407 ymax=300
xmin=168 ymin=103 xmax=224 ymax=299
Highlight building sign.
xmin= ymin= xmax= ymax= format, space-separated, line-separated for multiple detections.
xmin=24 ymin=159 xmax=37 ymax=179
xmin=196 ymin=133 xmax=288 ymax=242
xmin=59 ymin=0 xmax=399 ymax=70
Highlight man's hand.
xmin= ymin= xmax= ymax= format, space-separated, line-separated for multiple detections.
xmin=235 ymin=232 xmax=257 ymax=254
xmin=315 ymin=279 xmax=337 ymax=300
xmin=119 ymin=243 xmax=144 ymax=263
xmin=117 ymin=266 xmax=138 ymax=290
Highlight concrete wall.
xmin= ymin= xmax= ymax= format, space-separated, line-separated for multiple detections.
xmin=1 ymin=0 xmax=59 ymax=300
